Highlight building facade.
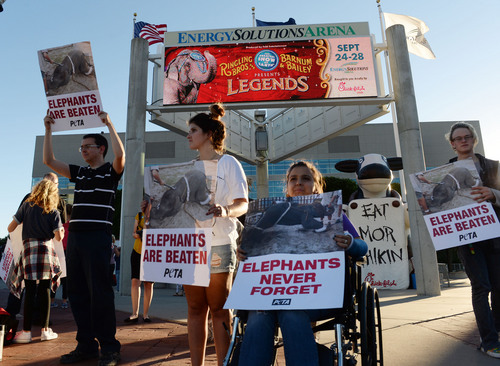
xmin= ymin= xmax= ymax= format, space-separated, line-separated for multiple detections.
xmin=33 ymin=120 xmax=484 ymax=201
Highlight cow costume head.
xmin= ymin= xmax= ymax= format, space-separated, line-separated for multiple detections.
xmin=335 ymin=154 xmax=403 ymax=200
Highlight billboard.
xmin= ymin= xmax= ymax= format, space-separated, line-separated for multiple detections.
xmin=163 ymin=23 xmax=378 ymax=106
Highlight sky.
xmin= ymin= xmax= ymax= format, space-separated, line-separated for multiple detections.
xmin=0 ymin=0 xmax=498 ymax=237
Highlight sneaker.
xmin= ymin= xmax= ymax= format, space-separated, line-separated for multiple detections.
xmin=51 ymin=302 xmax=59 ymax=308
xmin=60 ymin=349 xmax=99 ymax=364
xmin=314 ymin=225 xmax=327 ymax=233
xmin=61 ymin=302 xmax=69 ymax=309
xmin=481 ymin=346 xmax=500 ymax=359
xmin=41 ymin=328 xmax=58 ymax=341
xmin=98 ymin=351 xmax=121 ymax=366
xmin=13 ymin=331 xmax=32 ymax=344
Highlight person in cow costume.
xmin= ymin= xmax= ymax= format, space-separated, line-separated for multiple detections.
xmin=335 ymin=154 xmax=411 ymax=290
xmin=446 ymin=122 xmax=500 ymax=359
xmin=335 ymin=154 xmax=403 ymax=200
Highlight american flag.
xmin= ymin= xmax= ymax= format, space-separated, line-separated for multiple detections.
xmin=134 ymin=21 xmax=167 ymax=46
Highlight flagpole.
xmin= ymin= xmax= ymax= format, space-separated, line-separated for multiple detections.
xmin=133 ymin=12 xmax=137 ymax=37
xmin=377 ymin=0 xmax=407 ymax=201
xmin=252 ymin=7 xmax=256 ymax=27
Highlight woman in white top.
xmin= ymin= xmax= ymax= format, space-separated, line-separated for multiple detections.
xmin=185 ymin=103 xmax=248 ymax=366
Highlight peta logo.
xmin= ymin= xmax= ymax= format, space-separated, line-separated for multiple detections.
xmin=272 ymin=299 xmax=291 ymax=306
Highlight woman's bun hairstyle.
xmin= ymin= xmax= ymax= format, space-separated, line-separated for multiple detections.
xmin=188 ymin=103 xmax=227 ymax=152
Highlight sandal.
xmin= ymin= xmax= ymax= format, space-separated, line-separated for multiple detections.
xmin=124 ymin=316 xmax=139 ymax=323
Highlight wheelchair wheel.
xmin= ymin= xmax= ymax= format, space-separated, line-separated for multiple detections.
xmin=359 ymin=282 xmax=383 ymax=366
xmin=223 ymin=315 xmax=244 ymax=366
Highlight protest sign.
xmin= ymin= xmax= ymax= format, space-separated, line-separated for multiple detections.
xmin=141 ymin=161 xmax=217 ymax=286
xmin=38 ymin=41 xmax=103 ymax=132
xmin=410 ymin=159 xmax=500 ymax=250
xmin=0 ymin=225 xmax=23 ymax=284
xmin=141 ymin=228 xmax=211 ymax=286
xmin=225 ymin=252 xmax=345 ymax=310
xmin=53 ymin=239 xmax=66 ymax=278
xmin=225 ymin=191 xmax=346 ymax=310
xmin=347 ymin=197 xmax=409 ymax=289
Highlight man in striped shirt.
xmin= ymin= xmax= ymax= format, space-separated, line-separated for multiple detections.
xmin=43 ymin=111 xmax=125 ymax=366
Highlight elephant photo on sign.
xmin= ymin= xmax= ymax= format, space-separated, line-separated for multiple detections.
xmin=144 ymin=161 xmax=218 ymax=229
xmin=163 ymin=49 xmax=217 ymax=104
xmin=240 ymin=191 xmax=344 ymax=257
xmin=411 ymin=159 xmax=481 ymax=215
xmin=38 ymin=42 xmax=97 ymax=97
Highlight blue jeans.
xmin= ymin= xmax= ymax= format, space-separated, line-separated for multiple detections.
xmin=457 ymin=239 xmax=500 ymax=350
xmin=238 ymin=309 xmax=336 ymax=366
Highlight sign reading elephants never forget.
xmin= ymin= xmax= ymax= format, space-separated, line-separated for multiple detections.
xmin=225 ymin=191 xmax=346 ymax=310
xmin=163 ymin=23 xmax=377 ymax=105
xmin=141 ymin=161 xmax=217 ymax=287
xmin=38 ymin=41 xmax=103 ymax=132
xmin=410 ymin=159 xmax=500 ymax=250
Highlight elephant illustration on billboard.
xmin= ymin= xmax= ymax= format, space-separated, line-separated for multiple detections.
xmin=163 ymin=49 xmax=217 ymax=104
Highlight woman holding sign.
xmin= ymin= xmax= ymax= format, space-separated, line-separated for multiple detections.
xmin=446 ymin=122 xmax=500 ymax=359
xmin=185 ymin=103 xmax=248 ymax=366
xmin=237 ymin=161 xmax=367 ymax=366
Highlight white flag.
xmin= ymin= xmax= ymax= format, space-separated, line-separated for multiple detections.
xmin=383 ymin=12 xmax=436 ymax=60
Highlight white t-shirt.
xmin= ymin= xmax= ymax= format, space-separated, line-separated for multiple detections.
xmin=212 ymin=155 xmax=248 ymax=247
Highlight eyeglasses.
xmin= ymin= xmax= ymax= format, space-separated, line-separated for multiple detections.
xmin=451 ymin=135 xmax=474 ymax=142
xmin=79 ymin=144 xmax=100 ymax=152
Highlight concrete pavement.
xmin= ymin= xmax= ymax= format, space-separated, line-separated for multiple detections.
xmin=1 ymin=276 xmax=498 ymax=365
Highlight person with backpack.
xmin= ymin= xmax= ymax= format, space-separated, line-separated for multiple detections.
xmin=124 ymin=207 xmax=154 ymax=323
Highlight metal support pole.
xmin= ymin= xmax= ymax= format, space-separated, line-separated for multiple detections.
xmin=386 ymin=25 xmax=440 ymax=296
xmin=256 ymin=159 xmax=269 ymax=199
xmin=119 ymin=37 xmax=149 ymax=295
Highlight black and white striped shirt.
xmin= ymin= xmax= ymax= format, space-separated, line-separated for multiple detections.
xmin=69 ymin=162 xmax=122 ymax=232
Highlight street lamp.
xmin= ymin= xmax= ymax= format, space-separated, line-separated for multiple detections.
xmin=254 ymin=110 xmax=269 ymax=198
xmin=254 ymin=109 xmax=268 ymax=153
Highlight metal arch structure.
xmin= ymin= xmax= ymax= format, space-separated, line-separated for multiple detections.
xmin=147 ymin=103 xmax=391 ymax=165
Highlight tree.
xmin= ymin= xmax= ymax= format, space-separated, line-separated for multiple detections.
xmin=322 ymin=176 xmax=358 ymax=204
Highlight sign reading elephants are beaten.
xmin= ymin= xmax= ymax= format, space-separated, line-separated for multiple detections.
xmin=225 ymin=191 xmax=346 ymax=310
xmin=410 ymin=159 xmax=500 ymax=250
xmin=163 ymin=23 xmax=377 ymax=105
xmin=141 ymin=161 xmax=217 ymax=286
xmin=38 ymin=41 xmax=103 ymax=132
xmin=347 ymin=197 xmax=409 ymax=289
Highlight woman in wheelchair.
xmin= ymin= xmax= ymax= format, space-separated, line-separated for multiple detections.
xmin=236 ymin=161 xmax=368 ymax=366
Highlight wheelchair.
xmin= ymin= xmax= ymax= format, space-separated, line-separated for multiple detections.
xmin=223 ymin=257 xmax=383 ymax=366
